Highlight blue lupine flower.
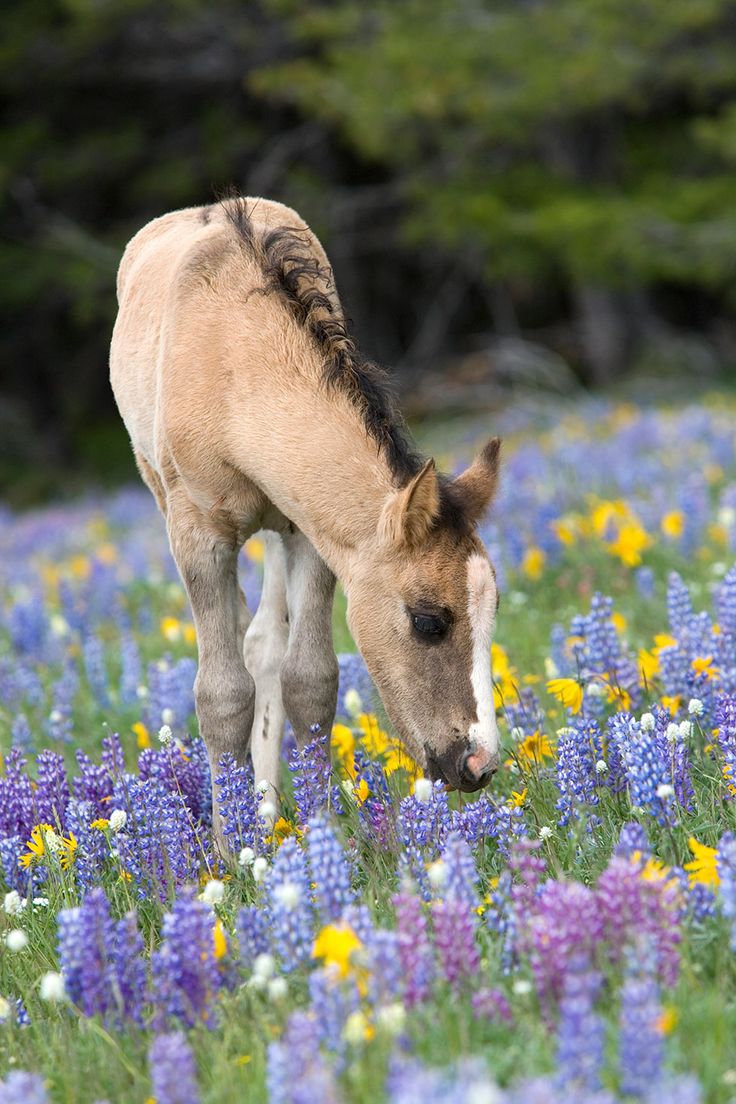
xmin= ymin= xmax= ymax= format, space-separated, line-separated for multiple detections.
xmin=148 ymin=1032 xmax=201 ymax=1104
xmin=308 ymin=968 xmax=358 ymax=1059
xmin=212 ymin=754 xmax=260 ymax=853
xmin=306 ymin=815 xmax=355 ymax=921
xmin=33 ymin=749 xmax=70 ymax=830
xmin=151 ymin=888 xmax=223 ymax=1029
xmin=555 ymin=956 xmax=604 ymax=1093
xmin=0 ymin=1071 xmax=49 ymax=1104
xmin=141 ymin=737 xmax=211 ymax=826
xmin=0 ymin=747 xmax=35 ymax=839
xmin=618 ymin=957 xmax=664 ymax=1099
xmin=83 ymin=633 xmax=111 ymax=710
xmin=267 ymin=1010 xmax=340 ymax=1104
xmin=615 ymin=821 xmax=650 ymax=859
xmin=73 ymin=750 xmax=114 ymax=816
xmin=237 ymin=906 xmax=271 ymax=972
xmin=267 ymin=836 xmax=315 ymax=969
xmin=394 ymin=888 xmax=435 ymax=1007
xmin=289 ymin=729 xmax=338 ymax=827
xmin=119 ymin=632 xmax=142 ymax=706
xmin=717 ymin=831 xmax=736 ymax=951
xmin=555 ymin=720 xmax=601 ymax=826
xmin=397 ymin=782 xmax=451 ymax=898
xmin=65 ymin=799 xmax=108 ymax=893
xmin=364 ymin=927 xmax=403 ymax=1008
xmin=439 ymin=830 xmax=479 ymax=911
xmin=10 ymin=714 xmax=33 ymax=751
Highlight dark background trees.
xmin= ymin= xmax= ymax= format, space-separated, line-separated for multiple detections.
xmin=3 ymin=0 xmax=736 ymax=501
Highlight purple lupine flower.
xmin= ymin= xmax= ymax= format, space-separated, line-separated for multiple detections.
xmin=13 ymin=998 xmax=30 ymax=1027
xmin=438 ymin=831 xmax=479 ymax=911
xmin=484 ymin=869 xmax=517 ymax=974
xmin=555 ymin=956 xmax=604 ymax=1093
xmin=119 ymin=632 xmax=142 ymax=706
xmin=0 ymin=747 xmax=36 ymax=839
xmin=645 ymin=1077 xmax=702 ymax=1104
xmin=397 ymin=782 xmax=451 ymax=898
xmin=10 ymin=714 xmax=32 ymax=751
xmin=148 ymin=1032 xmax=200 ymax=1104
xmin=715 ymin=695 xmax=736 ymax=798
xmin=141 ymin=737 xmax=211 ymax=826
xmin=7 ymin=594 xmax=48 ymax=658
xmin=33 ymin=749 xmax=70 ymax=830
xmin=73 ymin=749 xmax=114 ymax=815
xmin=111 ymin=910 xmax=148 ymax=1026
xmin=595 ymin=856 xmax=681 ymax=987
xmin=387 ymin=1055 xmax=497 ymax=1104
xmin=509 ymin=838 xmax=546 ymax=915
xmin=717 ymin=830 xmax=736 ymax=951
xmin=65 ymin=799 xmax=108 ymax=893
xmin=336 ymin=652 xmax=374 ymax=719
xmin=267 ymin=1010 xmax=341 ymax=1104
xmin=394 ymin=888 xmax=435 ymax=1008
xmin=636 ymin=566 xmax=655 ymax=600
xmin=0 ymin=835 xmax=31 ymax=896
xmin=308 ymin=967 xmax=359 ymax=1059
xmin=112 ymin=776 xmax=205 ymax=901
xmin=686 ymin=881 xmax=716 ymax=923
xmin=555 ymin=720 xmax=601 ymax=826
xmin=472 ymin=987 xmax=513 ymax=1024
xmin=667 ymin=572 xmax=694 ymax=635
xmin=100 ymin=732 xmax=125 ymax=779
xmin=615 ymin=821 xmax=650 ymax=859
xmin=618 ymin=960 xmax=664 ymax=1099
xmin=504 ymin=685 xmax=546 ymax=740
xmin=609 ymin=709 xmax=692 ymax=825
xmin=83 ymin=633 xmax=111 ymax=709
xmin=212 ymin=754 xmax=260 ymax=854
xmin=145 ymin=656 xmax=196 ymax=733
xmin=151 ymin=888 xmax=223 ymax=1029
xmin=568 ymin=592 xmax=640 ymax=714
xmin=432 ymin=895 xmax=479 ymax=992
xmin=289 ymin=729 xmax=337 ymax=827
xmin=0 ymin=1072 xmax=49 ymax=1104
xmin=520 ymin=880 xmax=602 ymax=1009
xmin=46 ymin=659 xmax=78 ymax=745
xmin=306 ymin=815 xmax=354 ymax=921
xmin=237 ymin=906 xmax=271 ymax=972
xmin=364 ymin=928 xmax=403 ymax=1008
xmin=267 ymin=836 xmax=315 ymax=969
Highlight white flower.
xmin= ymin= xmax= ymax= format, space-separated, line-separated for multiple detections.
xmin=50 ymin=614 xmax=69 ymax=638
xmin=510 ymin=727 xmax=525 ymax=742
xmin=44 ymin=828 xmax=63 ymax=854
xmin=656 ymin=783 xmax=674 ymax=799
xmin=253 ymin=953 xmax=275 ymax=980
xmin=0 ymin=996 xmax=10 ymax=1022
xmin=5 ymin=930 xmax=28 ymax=952
xmin=711 ymin=561 xmax=728 ymax=578
xmin=258 ymin=801 xmax=277 ymax=826
xmin=238 ymin=846 xmax=255 ymax=867
xmin=158 ymin=724 xmax=173 ymax=747
xmin=688 ymin=698 xmax=704 ymax=717
xmin=718 ymin=506 xmax=736 ymax=528
xmin=467 ymin=1085 xmax=503 ymax=1104
xmin=413 ymin=778 xmax=433 ymax=805
xmin=247 ymin=973 xmax=267 ymax=992
xmin=544 ymin=658 xmax=559 ymax=679
xmin=376 ymin=1002 xmax=406 ymax=1035
xmin=509 ymin=591 xmax=528 ymax=608
xmin=641 ymin=712 xmax=655 ymax=732
xmin=256 ymin=779 xmax=270 ymax=795
xmin=538 ymin=826 xmax=553 ymax=840
xmin=40 ymin=971 xmax=66 ymax=1002
xmin=4 ymin=891 xmax=26 ymax=916
xmin=49 ymin=709 xmax=64 ymax=725
xmin=32 ymin=897 xmax=49 ymax=908
xmin=273 ymin=881 xmax=300 ymax=911
xmin=556 ymin=727 xmax=575 ymax=738
xmin=343 ymin=1010 xmax=371 ymax=1045
xmin=595 ymin=759 xmax=608 ymax=775
xmin=200 ymin=879 xmax=225 ymax=906
xmin=109 ymin=809 xmax=127 ymax=832
xmin=586 ymin=681 xmax=606 ymax=699
xmin=341 ymin=779 xmax=356 ymax=799
xmin=665 ymin=722 xmax=680 ymax=744
xmin=252 ymin=857 xmax=269 ymax=883
xmin=344 ymin=689 xmax=363 ymax=718
xmin=267 ymin=977 xmax=288 ymax=1001
xmin=136 ymin=685 xmax=149 ymax=700
xmin=512 ymin=978 xmax=533 ymax=996
xmin=161 ymin=708 xmax=175 ymax=726
xmin=427 ymin=860 xmax=448 ymax=891
xmin=678 ymin=720 xmax=693 ymax=740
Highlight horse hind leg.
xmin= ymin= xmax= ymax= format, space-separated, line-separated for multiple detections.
xmin=243 ymin=532 xmax=290 ymax=805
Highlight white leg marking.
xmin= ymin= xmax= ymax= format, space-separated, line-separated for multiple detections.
xmin=466 ymin=552 xmax=499 ymax=766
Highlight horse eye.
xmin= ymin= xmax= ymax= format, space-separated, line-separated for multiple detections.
xmin=411 ymin=613 xmax=447 ymax=638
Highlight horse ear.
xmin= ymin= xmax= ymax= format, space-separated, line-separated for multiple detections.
xmin=379 ymin=459 xmax=440 ymax=547
xmin=453 ymin=437 xmax=501 ymax=522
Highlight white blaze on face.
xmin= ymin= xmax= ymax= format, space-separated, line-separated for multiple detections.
xmin=466 ymin=552 xmax=499 ymax=769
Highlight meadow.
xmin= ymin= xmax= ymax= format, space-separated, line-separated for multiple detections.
xmin=1 ymin=393 xmax=736 ymax=1103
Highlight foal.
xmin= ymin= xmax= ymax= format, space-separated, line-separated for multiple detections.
xmin=110 ymin=197 xmax=502 ymax=849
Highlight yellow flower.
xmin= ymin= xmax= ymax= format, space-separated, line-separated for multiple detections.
xmin=20 ymin=824 xmax=77 ymax=870
xmin=552 ymin=518 xmax=577 ymax=545
xmin=161 ymin=616 xmax=181 ymax=642
xmin=312 ymin=924 xmax=362 ymax=978
xmin=692 ymin=656 xmax=719 ymax=681
xmin=516 ymin=732 xmax=553 ymax=766
xmin=546 ymin=677 xmax=584 ymax=715
xmin=684 ymin=837 xmax=719 ymax=888
xmin=611 ymin=611 xmax=627 ymax=634
xmin=269 ymin=817 xmax=300 ymax=846
xmin=509 ymin=787 xmax=527 ymax=807
xmin=90 ymin=818 xmax=110 ymax=831
xmin=661 ymin=695 xmax=682 ymax=715
xmin=656 ymin=1007 xmax=678 ymax=1036
xmin=604 ymin=679 xmax=632 ymax=712
xmin=183 ymin=624 xmax=197 ymax=646
xmin=661 ymin=511 xmax=685 ymax=539
xmin=70 ymin=555 xmax=91 ymax=579
xmin=521 ymin=546 xmax=546 ymax=581
xmin=245 ymin=537 xmax=265 ymax=563
xmin=213 ymin=918 xmax=227 ymax=960
xmin=653 ymin=634 xmax=677 ymax=652
xmin=354 ymin=778 xmax=370 ymax=805
xmin=607 ymin=521 xmax=652 ymax=568
xmin=132 ymin=721 xmax=151 ymax=749
xmin=590 ymin=499 xmax=628 ymax=537
xmin=331 ymin=724 xmax=355 ymax=771
xmin=358 ymin=714 xmax=417 ymax=776
xmin=95 ymin=542 xmax=117 ymax=565
xmin=638 ymin=648 xmax=659 ymax=683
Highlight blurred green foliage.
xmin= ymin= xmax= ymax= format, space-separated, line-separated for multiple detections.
xmin=3 ymin=0 xmax=736 ymax=501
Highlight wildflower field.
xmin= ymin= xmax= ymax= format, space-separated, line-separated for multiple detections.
xmin=3 ymin=394 xmax=736 ymax=1104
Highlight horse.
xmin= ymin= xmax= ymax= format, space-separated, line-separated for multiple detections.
xmin=110 ymin=196 xmax=502 ymax=851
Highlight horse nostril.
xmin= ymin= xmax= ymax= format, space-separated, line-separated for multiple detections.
xmin=460 ymin=748 xmax=499 ymax=787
